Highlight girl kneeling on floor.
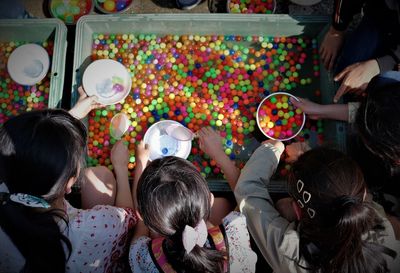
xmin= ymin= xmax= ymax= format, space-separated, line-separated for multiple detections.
xmin=129 ymin=142 xmax=257 ymax=273
xmin=235 ymin=140 xmax=399 ymax=273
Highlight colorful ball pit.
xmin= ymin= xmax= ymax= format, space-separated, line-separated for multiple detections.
xmin=49 ymin=0 xmax=93 ymax=25
xmin=86 ymin=33 xmax=322 ymax=178
xmin=256 ymin=92 xmax=305 ymax=141
xmin=228 ymin=0 xmax=276 ymax=14
xmin=95 ymin=0 xmax=133 ymax=13
xmin=0 ymin=41 xmax=53 ymax=125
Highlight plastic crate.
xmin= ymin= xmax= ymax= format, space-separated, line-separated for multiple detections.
xmin=72 ymin=14 xmax=347 ymax=192
xmin=0 ymin=18 xmax=67 ymax=110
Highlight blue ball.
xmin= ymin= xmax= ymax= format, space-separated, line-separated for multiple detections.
xmin=116 ymin=2 xmax=127 ymax=12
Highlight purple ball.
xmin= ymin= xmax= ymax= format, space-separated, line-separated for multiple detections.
xmin=113 ymin=83 xmax=124 ymax=92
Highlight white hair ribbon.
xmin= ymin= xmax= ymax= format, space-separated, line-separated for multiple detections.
xmin=182 ymin=219 xmax=208 ymax=253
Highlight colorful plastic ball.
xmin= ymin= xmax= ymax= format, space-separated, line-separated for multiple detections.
xmin=104 ymin=0 xmax=115 ymax=11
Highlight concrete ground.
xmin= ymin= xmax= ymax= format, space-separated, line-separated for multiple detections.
xmin=22 ymin=0 xmax=333 ymax=17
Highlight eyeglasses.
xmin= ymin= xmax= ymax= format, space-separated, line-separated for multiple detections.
xmin=295 ymin=179 xmax=315 ymax=219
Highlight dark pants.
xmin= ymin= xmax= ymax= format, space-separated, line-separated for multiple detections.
xmin=335 ymin=17 xmax=389 ymax=75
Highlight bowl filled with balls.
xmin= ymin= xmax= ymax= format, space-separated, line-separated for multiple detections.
xmin=227 ymin=0 xmax=276 ymax=14
xmin=256 ymin=92 xmax=305 ymax=141
xmin=49 ymin=0 xmax=94 ymax=25
xmin=95 ymin=0 xmax=133 ymax=13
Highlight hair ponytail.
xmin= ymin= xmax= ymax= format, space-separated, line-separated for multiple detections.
xmin=326 ymin=197 xmax=390 ymax=273
xmin=164 ymin=234 xmax=225 ymax=273
xmin=138 ymin=157 xmax=226 ymax=273
xmin=0 ymin=202 xmax=72 ymax=273
xmin=289 ymin=148 xmax=396 ymax=273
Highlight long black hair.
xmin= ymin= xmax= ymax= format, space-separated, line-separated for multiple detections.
xmin=356 ymin=77 xmax=400 ymax=173
xmin=137 ymin=156 xmax=225 ymax=273
xmin=0 ymin=109 xmax=87 ymax=273
xmin=288 ymin=148 xmax=396 ymax=273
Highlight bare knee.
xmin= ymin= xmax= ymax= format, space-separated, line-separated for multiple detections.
xmin=81 ymin=166 xmax=117 ymax=208
xmin=85 ymin=166 xmax=115 ymax=186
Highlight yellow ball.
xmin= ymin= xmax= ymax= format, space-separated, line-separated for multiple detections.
xmin=104 ymin=0 xmax=115 ymax=12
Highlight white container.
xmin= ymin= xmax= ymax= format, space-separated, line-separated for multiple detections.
xmin=256 ymin=92 xmax=306 ymax=141
xmin=143 ymin=120 xmax=193 ymax=161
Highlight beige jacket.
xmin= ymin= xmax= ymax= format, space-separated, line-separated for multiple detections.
xmin=234 ymin=142 xmax=400 ymax=273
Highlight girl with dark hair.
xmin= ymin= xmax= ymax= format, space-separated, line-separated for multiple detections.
xmin=128 ymin=142 xmax=257 ymax=273
xmin=235 ymin=140 xmax=400 ymax=273
xmin=288 ymin=73 xmax=400 ymax=236
xmin=0 ymin=87 xmax=137 ymax=273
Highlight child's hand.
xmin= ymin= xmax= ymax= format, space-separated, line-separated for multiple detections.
xmin=198 ymin=127 xmax=224 ymax=160
xmin=275 ymin=197 xmax=297 ymax=222
xmin=285 ymin=142 xmax=310 ymax=163
xmin=69 ymin=86 xmax=104 ymax=120
xmin=262 ymin=139 xmax=285 ymax=152
xmin=111 ymin=140 xmax=129 ymax=170
xmin=136 ymin=141 xmax=150 ymax=165
xmin=290 ymin=97 xmax=325 ymax=120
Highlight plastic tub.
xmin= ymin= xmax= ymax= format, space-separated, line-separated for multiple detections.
xmin=72 ymin=14 xmax=346 ymax=192
xmin=0 ymin=19 xmax=67 ymax=123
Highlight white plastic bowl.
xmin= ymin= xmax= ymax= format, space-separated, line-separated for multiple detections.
xmin=82 ymin=59 xmax=132 ymax=105
xmin=7 ymin=44 xmax=50 ymax=86
xmin=256 ymin=92 xmax=306 ymax=141
xmin=143 ymin=120 xmax=193 ymax=161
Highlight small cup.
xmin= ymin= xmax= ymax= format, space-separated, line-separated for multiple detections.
xmin=109 ymin=112 xmax=130 ymax=139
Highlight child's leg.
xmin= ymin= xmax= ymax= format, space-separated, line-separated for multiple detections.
xmin=81 ymin=166 xmax=117 ymax=209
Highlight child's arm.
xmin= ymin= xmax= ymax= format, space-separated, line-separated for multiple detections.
xmin=69 ymin=86 xmax=103 ymax=120
xmin=285 ymin=142 xmax=311 ymax=163
xmin=234 ymin=140 xmax=288 ymax=268
xmin=198 ymin=127 xmax=240 ymax=190
xmin=110 ymin=140 xmax=134 ymax=208
xmin=132 ymin=141 xmax=150 ymax=241
xmin=132 ymin=141 xmax=149 ymax=209
xmin=290 ymin=97 xmax=350 ymax=122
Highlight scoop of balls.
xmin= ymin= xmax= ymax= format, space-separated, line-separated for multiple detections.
xmin=257 ymin=93 xmax=304 ymax=141
xmin=96 ymin=0 xmax=132 ymax=13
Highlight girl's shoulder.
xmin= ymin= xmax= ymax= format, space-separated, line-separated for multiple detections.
xmin=64 ymin=201 xmax=137 ymax=273
xmin=64 ymin=200 xmax=137 ymax=240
